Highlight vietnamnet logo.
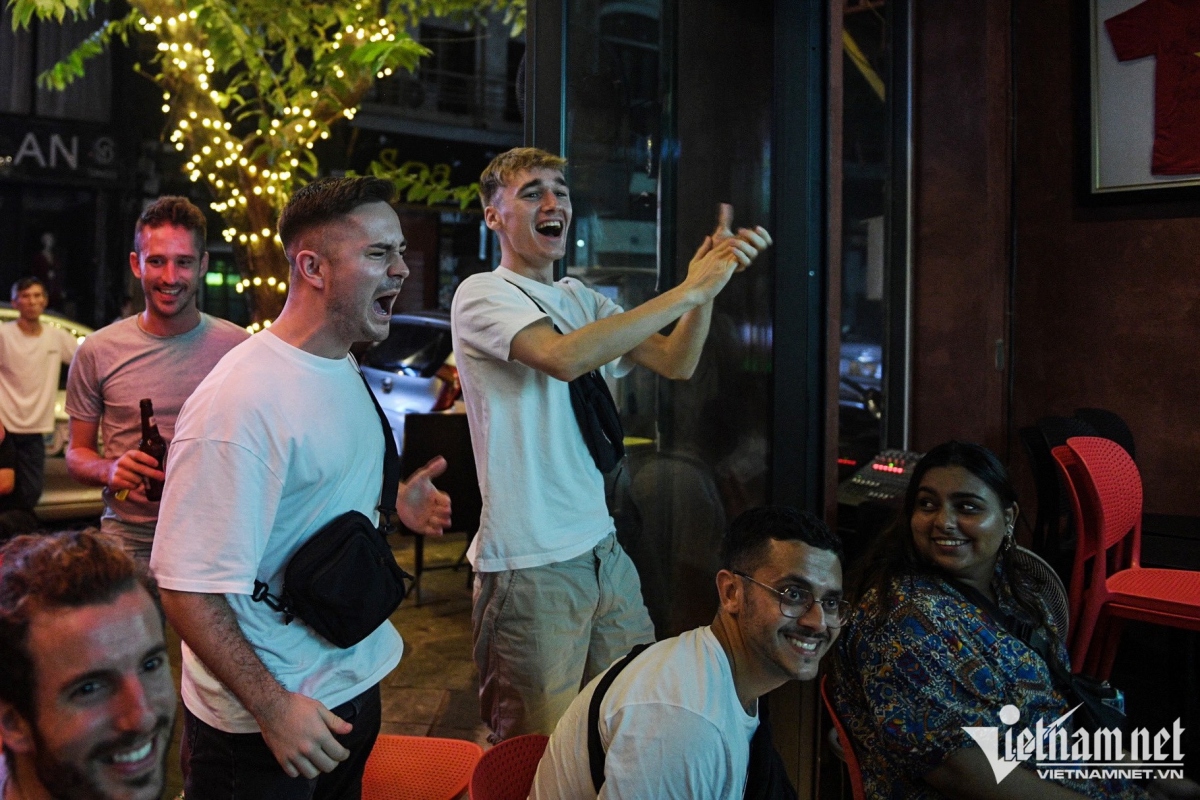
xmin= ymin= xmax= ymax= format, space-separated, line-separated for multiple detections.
xmin=963 ymin=704 xmax=1185 ymax=783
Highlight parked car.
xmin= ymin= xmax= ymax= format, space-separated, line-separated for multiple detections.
xmin=1 ymin=303 xmax=105 ymax=522
xmin=358 ymin=310 xmax=462 ymax=453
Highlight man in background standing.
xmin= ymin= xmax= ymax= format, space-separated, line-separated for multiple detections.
xmin=0 ymin=277 xmax=77 ymax=510
xmin=0 ymin=422 xmax=40 ymax=540
xmin=66 ymin=196 xmax=248 ymax=563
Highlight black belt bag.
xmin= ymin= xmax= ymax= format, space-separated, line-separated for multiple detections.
xmin=252 ymin=369 xmax=414 ymax=649
xmin=505 ymin=279 xmax=625 ymax=474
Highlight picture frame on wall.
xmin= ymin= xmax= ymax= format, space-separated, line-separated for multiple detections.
xmin=1089 ymin=0 xmax=1200 ymax=195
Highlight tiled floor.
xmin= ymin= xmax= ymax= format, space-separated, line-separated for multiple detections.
xmin=163 ymin=531 xmax=486 ymax=798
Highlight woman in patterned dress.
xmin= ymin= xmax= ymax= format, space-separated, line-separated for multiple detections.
xmin=829 ymin=441 xmax=1161 ymax=800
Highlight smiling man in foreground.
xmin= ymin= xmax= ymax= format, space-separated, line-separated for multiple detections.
xmin=529 ymin=506 xmax=845 ymax=799
xmin=151 ymin=177 xmax=451 ymax=798
xmin=0 ymin=530 xmax=175 ymax=800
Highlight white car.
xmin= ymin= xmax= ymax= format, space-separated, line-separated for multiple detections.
xmin=1 ymin=303 xmax=104 ymax=522
xmin=358 ymin=310 xmax=463 ymax=452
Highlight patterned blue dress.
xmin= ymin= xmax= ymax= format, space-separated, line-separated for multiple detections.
xmin=829 ymin=563 xmax=1149 ymax=799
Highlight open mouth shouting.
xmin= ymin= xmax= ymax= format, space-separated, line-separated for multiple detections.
xmin=535 ymin=219 xmax=564 ymax=238
xmin=372 ymin=288 xmax=401 ymax=319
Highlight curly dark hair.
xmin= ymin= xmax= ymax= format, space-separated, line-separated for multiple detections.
xmin=0 ymin=530 xmax=160 ymax=723
xmin=277 ymin=176 xmax=396 ymax=255
xmin=133 ymin=195 xmax=207 ymax=254
xmin=721 ymin=505 xmax=843 ymax=573
xmin=849 ymin=441 xmax=1065 ymax=656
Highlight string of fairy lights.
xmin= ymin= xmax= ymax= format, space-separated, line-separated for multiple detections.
xmin=135 ymin=4 xmax=413 ymax=331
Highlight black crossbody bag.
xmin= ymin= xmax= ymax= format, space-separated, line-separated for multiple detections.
xmin=504 ymin=279 xmax=625 ymax=474
xmin=588 ymin=644 xmax=797 ymax=800
xmin=950 ymin=581 xmax=1126 ymax=733
xmin=251 ymin=370 xmax=414 ymax=649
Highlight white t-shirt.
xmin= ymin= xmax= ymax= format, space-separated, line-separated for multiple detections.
xmin=450 ymin=267 xmax=632 ymax=572
xmin=65 ymin=314 xmax=249 ymax=525
xmin=150 ymin=331 xmax=403 ymax=733
xmin=0 ymin=321 xmax=78 ymax=434
xmin=529 ymin=626 xmax=760 ymax=800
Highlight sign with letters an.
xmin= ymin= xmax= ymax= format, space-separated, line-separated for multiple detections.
xmin=0 ymin=115 xmax=122 ymax=183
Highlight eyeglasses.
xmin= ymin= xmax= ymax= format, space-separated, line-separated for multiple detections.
xmin=732 ymin=571 xmax=852 ymax=627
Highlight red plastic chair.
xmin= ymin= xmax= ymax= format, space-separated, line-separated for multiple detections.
xmin=1057 ymin=436 xmax=1200 ymax=679
xmin=819 ymin=675 xmax=866 ymax=800
xmin=468 ymin=734 xmax=548 ymax=800
xmin=362 ymin=734 xmax=483 ymax=800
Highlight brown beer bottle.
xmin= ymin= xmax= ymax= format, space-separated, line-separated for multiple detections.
xmin=138 ymin=398 xmax=168 ymax=502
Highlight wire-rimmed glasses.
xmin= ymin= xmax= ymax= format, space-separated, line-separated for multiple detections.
xmin=732 ymin=571 xmax=851 ymax=626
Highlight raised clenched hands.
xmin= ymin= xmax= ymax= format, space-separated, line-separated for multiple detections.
xmin=682 ymin=204 xmax=773 ymax=303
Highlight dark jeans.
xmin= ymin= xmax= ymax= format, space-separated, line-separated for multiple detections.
xmin=181 ymin=684 xmax=381 ymax=800
xmin=9 ymin=433 xmax=45 ymax=510
xmin=0 ymin=508 xmax=40 ymax=542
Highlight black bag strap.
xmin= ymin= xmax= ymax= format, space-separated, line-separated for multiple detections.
xmin=250 ymin=366 xmax=400 ymax=616
xmin=744 ymin=695 xmax=799 ymax=800
xmin=502 ymin=276 xmax=567 ymax=335
xmin=588 ymin=642 xmax=652 ymax=793
xmin=356 ymin=366 xmax=402 ymax=535
xmin=948 ymin=580 xmax=1070 ymax=687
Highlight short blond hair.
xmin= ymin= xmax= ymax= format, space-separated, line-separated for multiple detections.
xmin=479 ymin=147 xmax=567 ymax=207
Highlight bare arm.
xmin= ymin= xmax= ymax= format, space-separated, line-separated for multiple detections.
xmin=924 ymin=747 xmax=1090 ymax=800
xmin=510 ymin=234 xmax=761 ymax=382
xmin=159 ymin=588 xmax=352 ymax=778
xmin=628 ymin=208 xmax=772 ymax=379
xmin=66 ymin=418 xmax=163 ymax=492
xmin=0 ymin=468 xmax=13 ymax=496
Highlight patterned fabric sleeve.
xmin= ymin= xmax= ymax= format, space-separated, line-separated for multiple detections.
xmin=841 ymin=580 xmax=1021 ymax=777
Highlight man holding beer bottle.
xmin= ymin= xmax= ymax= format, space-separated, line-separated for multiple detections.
xmin=65 ymin=196 xmax=248 ymax=562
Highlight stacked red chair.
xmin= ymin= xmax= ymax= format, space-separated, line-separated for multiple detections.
xmin=1053 ymin=436 xmax=1200 ymax=678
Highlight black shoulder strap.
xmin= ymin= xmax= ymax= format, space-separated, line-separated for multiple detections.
xmin=588 ymin=642 xmax=652 ymax=793
xmin=502 ymin=277 xmax=565 ymax=335
xmin=949 ymin=581 xmax=1068 ymax=685
xmin=356 ymin=367 xmax=401 ymax=535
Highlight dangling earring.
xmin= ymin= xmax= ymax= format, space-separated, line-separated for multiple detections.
xmin=1003 ymin=524 xmax=1015 ymax=553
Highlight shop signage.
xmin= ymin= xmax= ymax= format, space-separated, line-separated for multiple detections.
xmin=0 ymin=116 xmax=122 ymax=183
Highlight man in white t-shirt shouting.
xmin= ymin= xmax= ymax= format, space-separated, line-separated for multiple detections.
xmin=529 ymin=506 xmax=845 ymax=799
xmin=151 ymin=177 xmax=451 ymax=798
xmin=451 ymin=147 xmax=772 ymax=740
xmin=0 ymin=277 xmax=78 ymax=509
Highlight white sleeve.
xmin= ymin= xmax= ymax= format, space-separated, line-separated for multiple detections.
xmin=150 ymin=437 xmax=284 ymax=594
xmin=451 ymin=276 xmax=547 ymax=362
xmin=600 ymin=704 xmax=739 ymax=800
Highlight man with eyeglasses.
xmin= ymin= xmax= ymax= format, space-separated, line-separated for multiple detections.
xmin=529 ymin=505 xmax=845 ymax=799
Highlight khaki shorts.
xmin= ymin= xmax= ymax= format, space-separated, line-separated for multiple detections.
xmin=101 ymin=517 xmax=157 ymax=565
xmin=471 ymin=533 xmax=655 ymax=740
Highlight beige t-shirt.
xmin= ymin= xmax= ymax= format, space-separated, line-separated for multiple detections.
xmin=0 ymin=321 xmax=78 ymax=434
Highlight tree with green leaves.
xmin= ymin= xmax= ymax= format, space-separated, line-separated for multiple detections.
xmin=11 ymin=0 xmax=523 ymax=323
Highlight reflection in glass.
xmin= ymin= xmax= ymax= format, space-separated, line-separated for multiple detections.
xmin=562 ymin=0 xmax=774 ymax=638
xmin=838 ymin=1 xmax=896 ymax=481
